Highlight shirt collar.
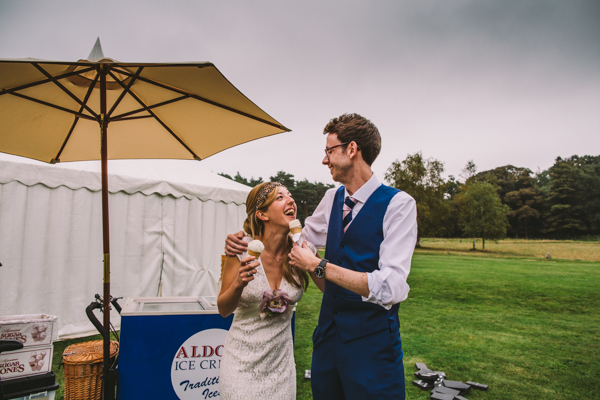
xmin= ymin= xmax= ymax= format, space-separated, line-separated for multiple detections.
xmin=344 ymin=173 xmax=381 ymax=204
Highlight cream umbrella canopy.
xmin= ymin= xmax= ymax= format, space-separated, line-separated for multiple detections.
xmin=0 ymin=39 xmax=289 ymax=396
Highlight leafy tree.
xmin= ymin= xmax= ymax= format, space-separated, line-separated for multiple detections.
xmin=475 ymin=165 xmax=544 ymax=238
xmin=457 ymin=181 xmax=510 ymax=249
xmin=460 ymin=160 xmax=477 ymax=182
xmin=475 ymin=165 xmax=534 ymax=198
xmin=218 ymin=172 xmax=263 ymax=187
xmin=535 ymin=168 xmax=551 ymax=194
xmin=443 ymin=175 xmax=463 ymax=238
xmin=579 ymin=156 xmax=600 ymax=234
xmin=269 ymin=171 xmax=296 ymax=190
xmin=504 ymin=187 xmax=543 ymax=239
xmin=502 ymin=172 xmax=544 ymax=239
xmin=385 ymin=152 xmax=451 ymax=241
xmin=543 ymin=156 xmax=599 ymax=238
xmin=445 ymin=175 xmax=461 ymax=198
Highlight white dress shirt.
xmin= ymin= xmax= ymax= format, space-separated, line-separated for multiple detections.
xmin=303 ymin=174 xmax=418 ymax=310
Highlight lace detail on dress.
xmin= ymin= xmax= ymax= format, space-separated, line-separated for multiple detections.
xmin=219 ymin=256 xmax=303 ymax=400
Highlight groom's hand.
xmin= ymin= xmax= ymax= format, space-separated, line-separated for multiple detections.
xmin=225 ymin=231 xmax=247 ymax=256
xmin=289 ymin=242 xmax=319 ymax=273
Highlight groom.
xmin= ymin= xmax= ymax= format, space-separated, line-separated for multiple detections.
xmin=226 ymin=113 xmax=417 ymax=400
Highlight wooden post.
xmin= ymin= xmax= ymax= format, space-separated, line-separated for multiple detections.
xmin=99 ymin=64 xmax=112 ymax=400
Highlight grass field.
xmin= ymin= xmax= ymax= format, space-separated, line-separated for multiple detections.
xmin=419 ymin=238 xmax=600 ymax=261
xmin=295 ymin=250 xmax=600 ymax=399
xmin=47 ymin=240 xmax=599 ymax=399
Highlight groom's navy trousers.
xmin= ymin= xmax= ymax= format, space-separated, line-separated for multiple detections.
xmin=311 ymin=185 xmax=405 ymax=400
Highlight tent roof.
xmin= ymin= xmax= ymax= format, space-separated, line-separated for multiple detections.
xmin=0 ymin=153 xmax=251 ymax=205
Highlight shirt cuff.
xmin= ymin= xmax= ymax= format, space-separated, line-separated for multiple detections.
xmin=362 ymin=269 xmax=394 ymax=310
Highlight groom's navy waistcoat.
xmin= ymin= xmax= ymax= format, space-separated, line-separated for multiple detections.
xmin=319 ymin=184 xmax=401 ymax=343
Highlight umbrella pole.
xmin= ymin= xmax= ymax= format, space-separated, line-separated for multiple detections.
xmin=99 ymin=65 xmax=113 ymax=400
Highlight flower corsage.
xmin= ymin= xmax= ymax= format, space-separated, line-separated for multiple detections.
xmin=259 ymin=289 xmax=293 ymax=319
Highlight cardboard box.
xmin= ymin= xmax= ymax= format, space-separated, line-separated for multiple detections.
xmin=0 ymin=345 xmax=53 ymax=380
xmin=0 ymin=315 xmax=57 ymax=347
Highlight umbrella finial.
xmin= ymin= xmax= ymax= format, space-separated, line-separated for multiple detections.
xmin=88 ymin=37 xmax=105 ymax=61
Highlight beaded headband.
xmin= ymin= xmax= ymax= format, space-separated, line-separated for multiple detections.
xmin=256 ymin=182 xmax=282 ymax=210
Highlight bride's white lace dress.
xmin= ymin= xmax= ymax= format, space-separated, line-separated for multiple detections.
xmin=219 ymin=257 xmax=303 ymax=400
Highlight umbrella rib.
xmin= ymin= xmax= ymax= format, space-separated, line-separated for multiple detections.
xmin=113 ymin=115 xmax=154 ymax=121
xmin=32 ymin=63 xmax=98 ymax=118
xmin=106 ymin=67 xmax=190 ymax=120
xmin=52 ymin=73 xmax=100 ymax=163
xmin=0 ymin=67 xmax=96 ymax=97
xmin=8 ymin=92 xmax=96 ymax=121
xmin=114 ymin=68 xmax=290 ymax=132
xmin=110 ymin=95 xmax=190 ymax=121
xmin=106 ymin=66 xmax=144 ymax=118
xmin=108 ymin=73 xmax=202 ymax=160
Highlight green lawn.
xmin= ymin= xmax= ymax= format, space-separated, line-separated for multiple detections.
xmin=295 ymin=253 xmax=600 ymax=399
xmin=49 ymin=252 xmax=600 ymax=399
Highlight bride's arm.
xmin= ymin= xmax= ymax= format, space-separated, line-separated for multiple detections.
xmin=217 ymin=255 xmax=258 ymax=317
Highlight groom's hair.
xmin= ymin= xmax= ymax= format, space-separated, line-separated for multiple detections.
xmin=323 ymin=113 xmax=381 ymax=166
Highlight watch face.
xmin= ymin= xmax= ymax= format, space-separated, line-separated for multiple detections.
xmin=314 ymin=266 xmax=325 ymax=279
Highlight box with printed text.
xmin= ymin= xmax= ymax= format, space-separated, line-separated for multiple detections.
xmin=0 ymin=315 xmax=57 ymax=348
xmin=0 ymin=344 xmax=54 ymax=381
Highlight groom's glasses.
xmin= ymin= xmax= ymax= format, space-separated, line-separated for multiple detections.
xmin=324 ymin=142 xmax=349 ymax=161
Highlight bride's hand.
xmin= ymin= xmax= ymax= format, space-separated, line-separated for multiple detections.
xmin=237 ymin=256 xmax=258 ymax=287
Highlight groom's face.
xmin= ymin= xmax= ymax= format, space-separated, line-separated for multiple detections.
xmin=323 ymin=133 xmax=352 ymax=184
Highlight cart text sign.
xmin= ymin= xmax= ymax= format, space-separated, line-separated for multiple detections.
xmin=171 ymin=328 xmax=228 ymax=399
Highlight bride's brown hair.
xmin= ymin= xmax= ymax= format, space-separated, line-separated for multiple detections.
xmin=243 ymin=182 xmax=309 ymax=291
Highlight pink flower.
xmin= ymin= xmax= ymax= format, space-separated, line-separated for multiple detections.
xmin=259 ymin=289 xmax=293 ymax=319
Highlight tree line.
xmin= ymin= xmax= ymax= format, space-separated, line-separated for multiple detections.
xmin=385 ymin=152 xmax=600 ymax=246
xmin=221 ymin=152 xmax=600 ymax=246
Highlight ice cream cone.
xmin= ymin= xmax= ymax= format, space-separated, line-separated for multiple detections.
xmin=289 ymin=219 xmax=302 ymax=235
xmin=247 ymin=240 xmax=265 ymax=260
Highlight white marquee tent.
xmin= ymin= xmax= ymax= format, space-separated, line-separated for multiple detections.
xmin=0 ymin=153 xmax=250 ymax=339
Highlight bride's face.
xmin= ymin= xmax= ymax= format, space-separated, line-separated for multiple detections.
xmin=262 ymin=187 xmax=296 ymax=228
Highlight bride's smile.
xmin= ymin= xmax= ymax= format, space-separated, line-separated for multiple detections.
xmin=262 ymin=187 xmax=297 ymax=227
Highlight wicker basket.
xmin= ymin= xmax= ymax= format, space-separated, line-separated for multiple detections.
xmin=63 ymin=340 xmax=119 ymax=400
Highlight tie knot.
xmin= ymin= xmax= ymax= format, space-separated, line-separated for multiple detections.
xmin=344 ymin=196 xmax=357 ymax=209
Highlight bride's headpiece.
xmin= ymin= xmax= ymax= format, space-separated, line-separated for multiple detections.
xmin=256 ymin=182 xmax=282 ymax=209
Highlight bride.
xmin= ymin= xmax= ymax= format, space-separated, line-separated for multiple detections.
xmin=217 ymin=182 xmax=310 ymax=400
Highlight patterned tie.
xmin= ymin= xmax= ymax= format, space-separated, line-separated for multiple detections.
xmin=342 ymin=196 xmax=357 ymax=232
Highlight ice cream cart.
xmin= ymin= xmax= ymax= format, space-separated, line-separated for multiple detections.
xmin=118 ymin=296 xmax=230 ymax=400
xmin=118 ymin=296 xmax=296 ymax=400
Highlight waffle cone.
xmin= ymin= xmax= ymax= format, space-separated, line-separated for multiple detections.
xmin=290 ymin=226 xmax=302 ymax=235
xmin=248 ymin=250 xmax=262 ymax=259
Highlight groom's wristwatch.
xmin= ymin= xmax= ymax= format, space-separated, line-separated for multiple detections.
xmin=314 ymin=259 xmax=327 ymax=279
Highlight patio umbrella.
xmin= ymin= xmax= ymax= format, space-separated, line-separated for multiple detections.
xmin=0 ymin=39 xmax=289 ymax=396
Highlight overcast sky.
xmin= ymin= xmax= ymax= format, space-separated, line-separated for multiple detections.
xmin=1 ymin=0 xmax=599 ymax=185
